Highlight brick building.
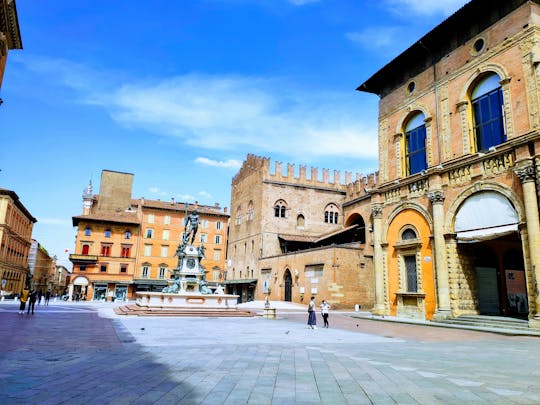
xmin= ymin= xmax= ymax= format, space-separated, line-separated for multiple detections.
xmin=0 ymin=188 xmax=36 ymax=295
xmin=355 ymin=0 xmax=540 ymax=327
xmin=226 ymin=154 xmax=375 ymax=309
xmin=69 ymin=170 xmax=229 ymax=301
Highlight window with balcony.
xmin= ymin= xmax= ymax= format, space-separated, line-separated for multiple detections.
xmin=82 ymin=244 xmax=90 ymax=255
xmin=121 ymin=246 xmax=131 ymax=258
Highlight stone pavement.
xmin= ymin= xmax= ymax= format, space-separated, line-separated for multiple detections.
xmin=1 ymin=300 xmax=540 ymax=404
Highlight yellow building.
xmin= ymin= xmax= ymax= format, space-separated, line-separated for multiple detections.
xmin=69 ymin=170 xmax=229 ymax=301
xmin=0 ymin=188 xmax=36 ymax=295
xmin=357 ymin=0 xmax=540 ymax=327
xmin=0 ymin=0 xmax=22 ymax=96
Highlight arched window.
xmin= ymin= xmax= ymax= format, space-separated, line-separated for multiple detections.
xmin=401 ymin=228 xmax=417 ymax=240
xmin=235 ymin=205 xmax=242 ymax=225
xmin=297 ymin=214 xmax=305 ymax=228
xmin=104 ymin=229 xmax=112 ymax=238
xmin=471 ymin=73 xmax=505 ymax=151
xmin=324 ymin=204 xmax=339 ymax=224
xmin=404 ymin=112 xmax=427 ymax=175
xmin=274 ymin=200 xmax=287 ymax=218
xmin=247 ymin=200 xmax=254 ymax=221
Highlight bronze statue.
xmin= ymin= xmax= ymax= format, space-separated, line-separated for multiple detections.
xmin=183 ymin=210 xmax=200 ymax=245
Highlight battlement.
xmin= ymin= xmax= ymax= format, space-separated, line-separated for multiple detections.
xmin=345 ymin=171 xmax=379 ymax=200
xmin=232 ymin=154 xmax=369 ymax=191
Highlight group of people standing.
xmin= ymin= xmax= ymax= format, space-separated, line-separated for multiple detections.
xmin=18 ymin=289 xmax=52 ymax=315
xmin=307 ymin=296 xmax=331 ymax=329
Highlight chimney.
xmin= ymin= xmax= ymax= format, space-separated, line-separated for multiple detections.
xmin=171 ymin=197 xmax=175 ymax=205
xmin=224 ymin=207 xmax=228 ymax=214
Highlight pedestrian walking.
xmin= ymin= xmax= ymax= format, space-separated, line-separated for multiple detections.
xmin=320 ymin=299 xmax=330 ymax=328
xmin=45 ymin=290 xmax=51 ymax=305
xmin=307 ymin=296 xmax=317 ymax=329
xmin=27 ymin=289 xmax=38 ymax=315
xmin=37 ymin=290 xmax=42 ymax=305
xmin=18 ymin=289 xmax=29 ymax=314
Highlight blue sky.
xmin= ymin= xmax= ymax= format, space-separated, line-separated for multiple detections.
xmin=1 ymin=0 xmax=468 ymax=269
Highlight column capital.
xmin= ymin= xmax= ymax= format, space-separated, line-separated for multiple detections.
xmin=515 ymin=163 xmax=536 ymax=183
xmin=428 ymin=190 xmax=445 ymax=204
xmin=371 ymin=204 xmax=383 ymax=218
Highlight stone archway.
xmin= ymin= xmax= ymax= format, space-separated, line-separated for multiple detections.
xmin=283 ymin=269 xmax=292 ymax=302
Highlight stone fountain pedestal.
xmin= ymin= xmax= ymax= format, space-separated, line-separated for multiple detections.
xmin=116 ymin=242 xmax=252 ymax=317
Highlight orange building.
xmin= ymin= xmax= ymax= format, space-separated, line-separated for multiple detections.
xmin=69 ymin=170 xmax=229 ymax=301
xmin=0 ymin=0 xmax=22 ymax=96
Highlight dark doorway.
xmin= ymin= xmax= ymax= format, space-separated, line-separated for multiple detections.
xmin=472 ymin=240 xmax=528 ymax=318
xmin=284 ymin=269 xmax=292 ymax=302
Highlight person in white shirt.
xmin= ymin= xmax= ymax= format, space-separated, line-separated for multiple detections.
xmin=320 ymin=299 xmax=330 ymax=328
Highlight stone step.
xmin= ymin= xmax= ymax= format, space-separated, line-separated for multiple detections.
xmin=436 ymin=315 xmax=531 ymax=331
xmin=114 ymin=304 xmax=256 ymax=317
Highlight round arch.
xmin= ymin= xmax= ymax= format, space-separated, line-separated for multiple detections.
xmin=395 ymin=104 xmax=433 ymax=135
xmin=459 ymin=63 xmax=511 ymax=101
xmin=73 ymin=276 xmax=89 ymax=286
xmin=445 ymin=181 xmax=525 ymax=234
xmin=382 ymin=202 xmax=433 ymax=244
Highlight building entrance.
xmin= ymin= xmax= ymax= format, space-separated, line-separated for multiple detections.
xmin=284 ymin=270 xmax=292 ymax=302
xmin=471 ymin=242 xmax=528 ymax=318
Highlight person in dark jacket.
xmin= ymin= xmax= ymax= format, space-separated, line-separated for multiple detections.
xmin=27 ymin=289 xmax=38 ymax=315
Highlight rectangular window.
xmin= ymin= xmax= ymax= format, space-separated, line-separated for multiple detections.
xmin=101 ymin=245 xmax=111 ymax=256
xmin=405 ymin=255 xmax=418 ymax=293
xmin=201 ymin=220 xmax=209 ymax=229
xmin=144 ymin=245 xmax=152 ymax=256
xmin=100 ymin=265 xmax=107 ymax=273
xmin=164 ymin=215 xmax=171 ymax=225
xmin=145 ymin=229 xmax=153 ymax=238
xmin=142 ymin=266 xmax=149 ymax=278
xmin=148 ymin=214 xmax=154 ymax=224
xmin=161 ymin=246 xmax=168 ymax=258
xmin=79 ymin=265 xmax=86 ymax=272
xmin=120 ymin=265 xmax=127 ymax=273
xmin=214 ymin=235 xmax=222 ymax=244
xmin=406 ymin=125 xmax=427 ymax=175
xmin=121 ymin=246 xmax=131 ymax=258
xmin=213 ymin=249 xmax=221 ymax=261
xmin=159 ymin=267 xmax=166 ymax=279
xmin=200 ymin=234 xmax=208 ymax=243
xmin=163 ymin=230 xmax=170 ymax=240
xmin=216 ymin=221 xmax=222 ymax=230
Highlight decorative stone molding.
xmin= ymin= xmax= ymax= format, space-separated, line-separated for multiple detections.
xmin=428 ymin=190 xmax=445 ymax=204
xmin=483 ymin=152 xmax=514 ymax=176
xmin=385 ymin=188 xmax=400 ymax=203
xmin=457 ymin=101 xmax=471 ymax=155
xmin=515 ymin=164 xmax=536 ymax=183
xmin=371 ymin=204 xmax=383 ymax=218
xmin=448 ymin=166 xmax=471 ymax=185
xmin=408 ymin=178 xmax=429 ymax=196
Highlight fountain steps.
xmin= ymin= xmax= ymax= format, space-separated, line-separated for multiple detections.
xmin=114 ymin=304 xmax=256 ymax=317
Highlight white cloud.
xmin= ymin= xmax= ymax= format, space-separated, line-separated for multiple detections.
xmin=17 ymin=56 xmax=379 ymax=162
xmin=148 ymin=187 xmax=167 ymax=196
xmin=383 ymin=0 xmax=468 ymax=17
xmin=198 ymin=191 xmax=212 ymax=199
xmin=346 ymin=27 xmax=400 ymax=50
xmin=174 ymin=193 xmax=196 ymax=202
xmin=195 ymin=157 xmax=242 ymax=169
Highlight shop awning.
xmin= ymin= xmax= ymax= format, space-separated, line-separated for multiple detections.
xmin=455 ymin=191 xmax=519 ymax=243
xmin=222 ymin=279 xmax=258 ymax=285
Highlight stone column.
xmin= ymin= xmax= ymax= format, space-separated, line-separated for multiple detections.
xmin=428 ymin=190 xmax=451 ymax=319
xmin=371 ymin=203 xmax=385 ymax=315
xmin=515 ymin=162 xmax=540 ymax=321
